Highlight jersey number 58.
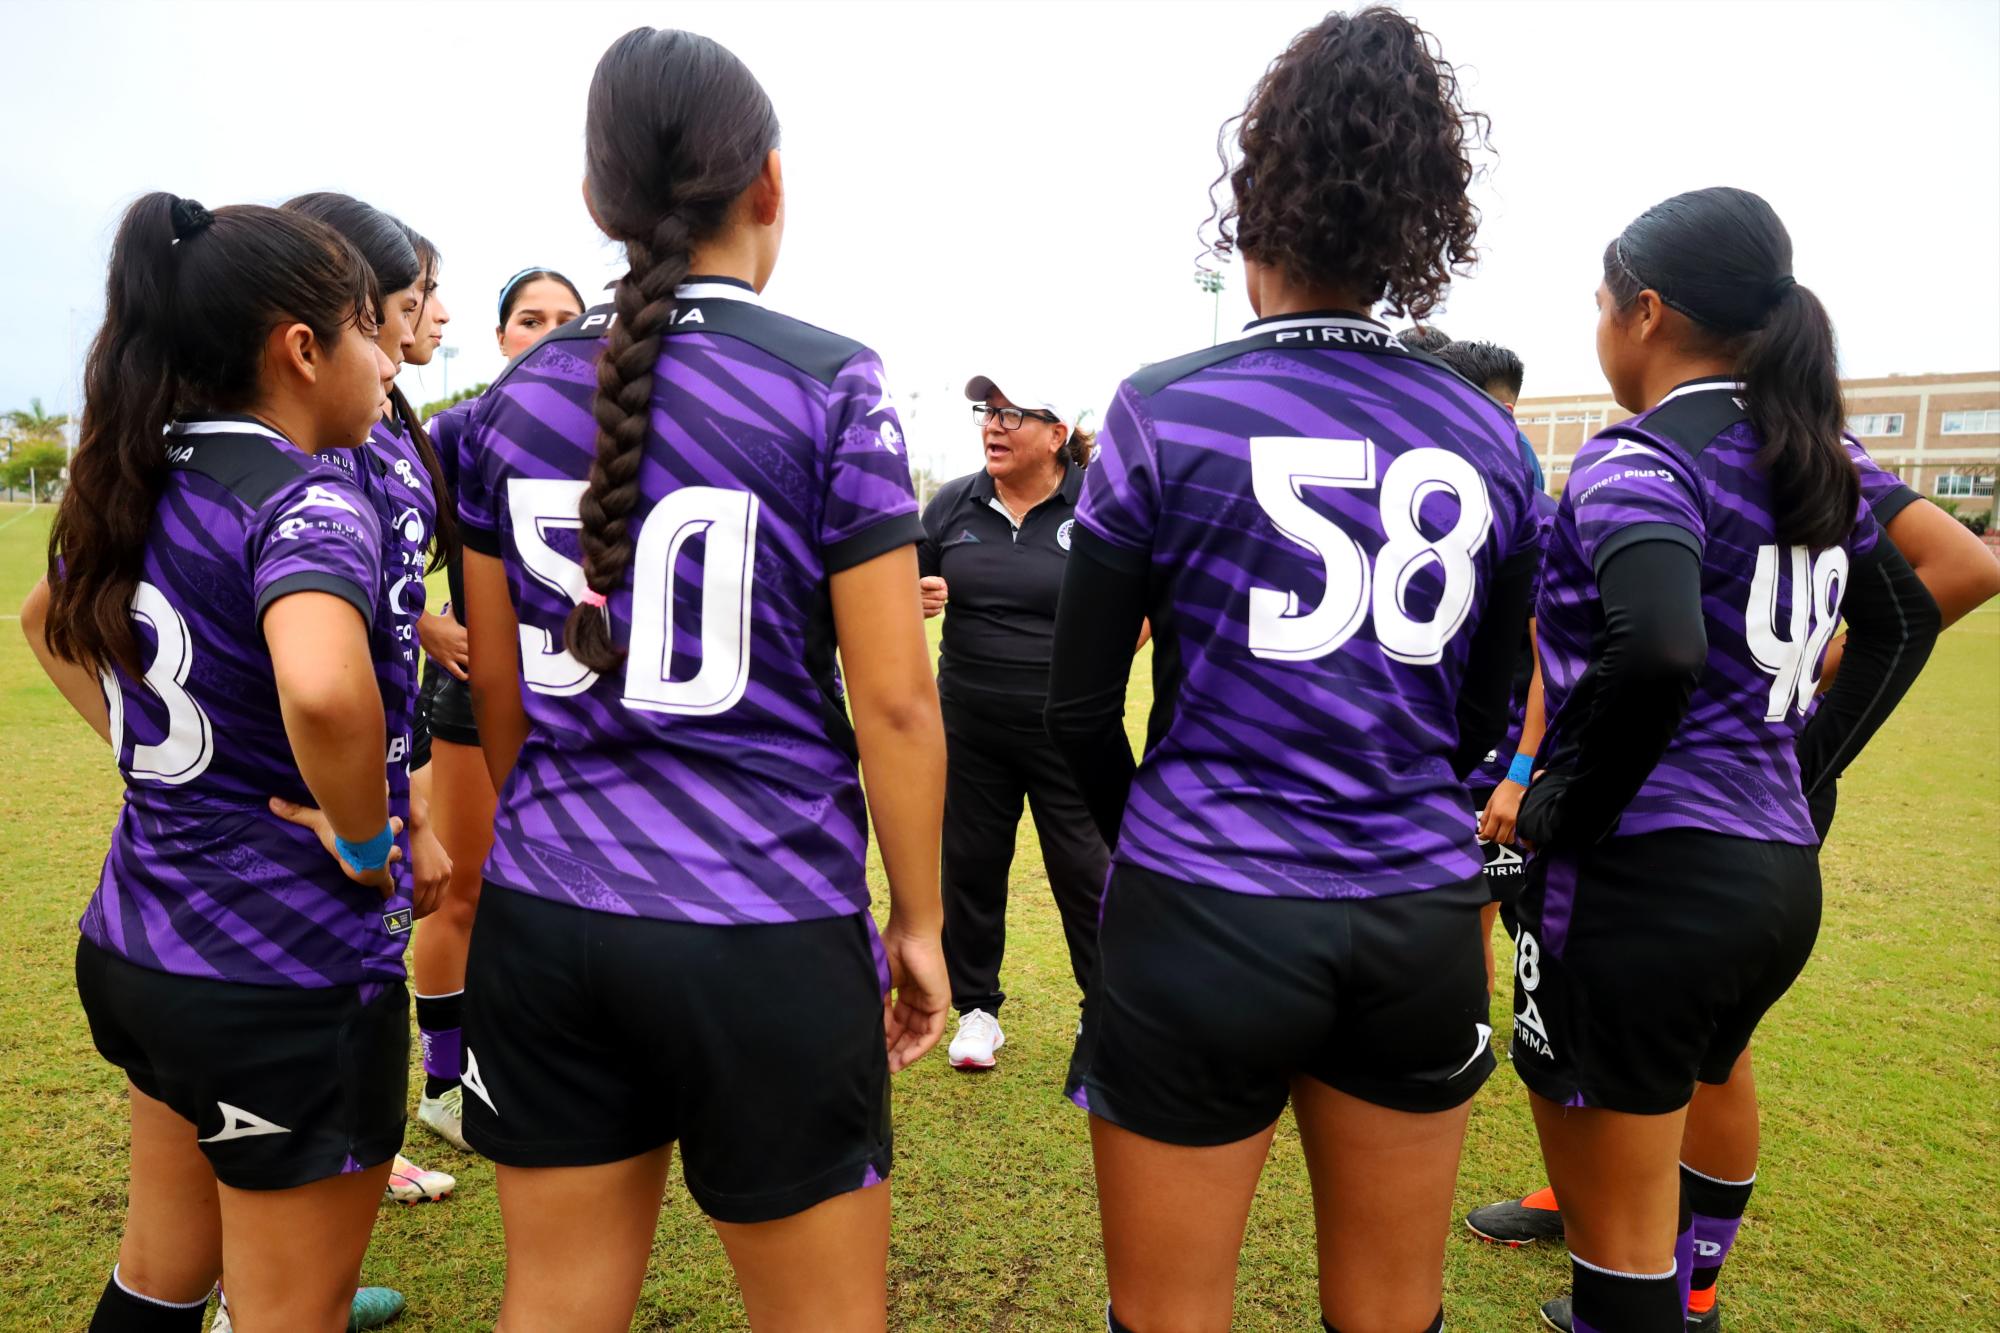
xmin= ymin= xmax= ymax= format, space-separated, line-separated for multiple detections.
xmin=1247 ymin=437 xmax=1493 ymax=665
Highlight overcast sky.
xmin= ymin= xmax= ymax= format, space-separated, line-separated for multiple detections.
xmin=2 ymin=0 xmax=1994 ymax=481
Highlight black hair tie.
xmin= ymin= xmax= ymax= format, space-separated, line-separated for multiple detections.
xmin=169 ymin=196 xmax=214 ymax=242
xmin=1768 ymin=274 xmax=1797 ymax=304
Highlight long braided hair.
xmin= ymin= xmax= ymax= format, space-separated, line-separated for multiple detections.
xmin=563 ymin=27 xmax=781 ymax=672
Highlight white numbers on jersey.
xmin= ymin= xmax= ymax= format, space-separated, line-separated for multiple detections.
xmin=507 ymin=478 xmax=761 ymax=715
xmin=1745 ymin=543 xmax=1848 ymax=722
xmin=1246 ymin=437 xmax=1493 ymax=664
xmin=103 ymin=580 xmax=215 ymax=786
xmin=1513 ymin=927 xmax=1553 ymax=1057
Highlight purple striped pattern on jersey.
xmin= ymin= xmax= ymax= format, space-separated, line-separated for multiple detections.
xmin=363 ymin=420 xmax=435 ymax=799
xmin=1077 ymin=313 xmax=1541 ymax=899
xmin=1845 ymin=434 xmax=1921 ymax=522
xmin=80 ymin=418 xmax=412 ymax=987
xmin=1472 ymin=489 xmax=1560 ymax=789
xmin=1535 ymin=379 xmax=1880 ymax=846
xmin=457 ymin=282 xmax=920 ymax=924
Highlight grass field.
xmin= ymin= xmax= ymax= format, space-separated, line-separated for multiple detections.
xmin=1 ymin=496 xmax=1995 ymax=1331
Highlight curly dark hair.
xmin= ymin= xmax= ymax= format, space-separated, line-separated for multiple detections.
xmin=1207 ymin=6 xmax=1489 ymax=319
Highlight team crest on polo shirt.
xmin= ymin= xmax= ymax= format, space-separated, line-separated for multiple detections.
xmin=1058 ymin=519 xmax=1074 ymax=551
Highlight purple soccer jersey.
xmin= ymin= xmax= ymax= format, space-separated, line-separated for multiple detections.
xmin=1472 ymin=489 xmax=1561 ymax=790
xmin=79 ymin=417 xmax=414 ymax=986
xmin=1845 ymin=433 xmax=1922 ymax=526
xmin=363 ymin=419 xmax=435 ymax=774
xmin=457 ymin=279 xmax=922 ymax=924
xmin=1076 ymin=313 xmax=1542 ymax=900
xmin=1535 ymin=378 xmax=1880 ymax=845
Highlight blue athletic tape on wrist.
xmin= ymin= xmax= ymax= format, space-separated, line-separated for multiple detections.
xmin=1507 ymin=752 xmax=1536 ymax=786
xmin=335 ymin=823 xmax=395 ymax=872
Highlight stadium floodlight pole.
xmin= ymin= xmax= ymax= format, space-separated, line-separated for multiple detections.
xmin=438 ymin=344 xmax=460 ymax=400
xmin=1195 ymin=268 xmax=1227 ymax=346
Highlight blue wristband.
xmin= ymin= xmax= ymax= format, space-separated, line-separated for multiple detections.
xmin=1507 ymin=752 xmax=1536 ymax=787
xmin=334 ymin=823 xmax=395 ymax=873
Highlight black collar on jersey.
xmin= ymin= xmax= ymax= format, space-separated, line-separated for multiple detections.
xmin=1243 ymin=307 xmax=1388 ymax=332
xmin=166 ymin=413 xmax=288 ymax=444
xmin=966 ymin=455 xmax=1083 ymax=508
xmin=1617 ymin=376 xmax=1749 ymax=459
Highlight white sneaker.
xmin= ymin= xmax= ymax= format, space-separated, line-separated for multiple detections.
xmin=382 ymin=1152 xmax=455 ymax=1204
xmin=416 ymin=1084 xmax=468 ymax=1151
xmin=948 ymin=1009 xmax=1004 ymax=1071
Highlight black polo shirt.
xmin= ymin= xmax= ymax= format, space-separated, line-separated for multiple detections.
xmin=918 ymin=459 xmax=1084 ymax=725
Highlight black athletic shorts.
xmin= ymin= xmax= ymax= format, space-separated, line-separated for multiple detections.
xmin=75 ymin=938 xmax=407 ymax=1190
xmin=420 ymin=658 xmax=478 ymax=748
xmin=1504 ymin=827 xmax=1821 ymax=1115
xmin=461 ymin=884 xmax=893 ymax=1223
xmin=1469 ymin=784 xmax=1529 ymax=909
xmin=1065 ymin=864 xmax=1495 ymax=1146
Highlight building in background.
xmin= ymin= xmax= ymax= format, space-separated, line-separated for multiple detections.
xmin=1516 ymin=370 xmax=2000 ymax=519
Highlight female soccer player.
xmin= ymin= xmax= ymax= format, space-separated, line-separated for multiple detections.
xmin=918 ymin=371 xmax=1108 ymax=1071
xmin=280 ymin=193 xmax=460 ymax=1208
xmin=21 ymin=194 xmax=407 ymax=1333
xmin=1466 ymin=439 xmax=1999 ymax=1329
xmin=1044 ymin=11 xmax=1538 ymax=1331
xmin=1435 ymin=338 xmax=1556 ymax=991
xmin=404 ymin=266 xmax=584 ymax=1149
xmin=455 ymin=28 xmax=948 ymax=1332
xmin=1507 ymin=187 xmax=1941 ymax=1333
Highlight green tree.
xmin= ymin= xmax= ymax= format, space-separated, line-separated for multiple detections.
xmin=420 ymin=383 xmax=489 ymax=420
xmin=3 ymin=396 xmax=69 ymax=464
xmin=4 ymin=397 xmax=68 ymax=441
xmin=2 ymin=439 xmax=67 ymax=501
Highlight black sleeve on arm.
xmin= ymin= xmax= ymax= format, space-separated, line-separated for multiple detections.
xmin=1517 ymin=539 xmax=1707 ymax=848
xmin=917 ymin=486 xmax=947 ymax=579
xmin=1044 ymin=530 xmax=1148 ymax=847
xmin=1798 ymin=538 xmax=1939 ymax=802
xmin=1450 ymin=545 xmax=1539 ymax=780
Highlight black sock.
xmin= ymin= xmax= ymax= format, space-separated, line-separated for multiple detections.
xmin=1681 ymin=1162 xmax=1755 ymax=1312
xmin=88 ymin=1268 xmax=208 ymax=1332
xmin=1569 ymin=1256 xmax=1681 ymax=1333
xmin=415 ymin=989 xmax=465 ymax=1099
xmin=1322 ymin=1312 xmax=1443 ymax=1332
xmin=1106 ymin=1303 xmax=1137 ymax=1333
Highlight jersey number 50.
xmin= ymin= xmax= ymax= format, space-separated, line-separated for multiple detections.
xmin=509 ymin=478 xmax=759 ymax=716
xmin=1247 ymin=437 xmax=1493 ymax=665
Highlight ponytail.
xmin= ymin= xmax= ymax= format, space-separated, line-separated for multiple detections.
xmin=1738 ymin=281 xmax=1857 ymax=549
xmin=563 ymin=218 xmax=694 ymax=672
xmin=47 ymin=192 xmax=182 ymax=678
xmin=1605 ymin=187 xmax=1857 ymax=550
xmin=564 ymin=26 xmax=781 ymax=673
xmin=47 ymin=193 xmax=374 ymax=676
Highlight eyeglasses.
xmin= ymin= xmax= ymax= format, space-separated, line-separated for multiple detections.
xmin=972 ymin=403 xmax=1061 ymax=431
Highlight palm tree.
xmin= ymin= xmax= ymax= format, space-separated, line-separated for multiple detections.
xmin=5 ymin=397 xmax=68 ymax=441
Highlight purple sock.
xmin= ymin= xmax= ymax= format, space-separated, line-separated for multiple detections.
xmin=415 ymin=990 xmax=464 ymax=1097
xmin=1682 ymin=1163 xmax=1756 ymax=1310
xmin=1675 ymin=1191 xmax=1695 ymax=1315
